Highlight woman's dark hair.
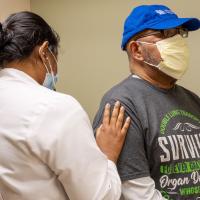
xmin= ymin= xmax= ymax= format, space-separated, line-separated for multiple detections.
xmin=0 ymin=11 xmax=60 ymax=67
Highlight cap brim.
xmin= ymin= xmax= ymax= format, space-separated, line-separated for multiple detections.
xmin=150 ymin=17 xmax=200 ymax=31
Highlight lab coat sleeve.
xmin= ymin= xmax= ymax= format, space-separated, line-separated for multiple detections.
xmin=120 ymin=176 xmax=167 ymax=200
xmin=27 ymin=94 xmax=121 ymax=200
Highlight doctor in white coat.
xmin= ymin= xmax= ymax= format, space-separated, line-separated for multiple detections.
xmin=0 ymin=11 xmax=130 ymax=200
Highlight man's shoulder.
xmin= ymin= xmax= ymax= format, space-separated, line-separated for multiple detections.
xmin=176 ymin=84 xmax=200 ymax=100
xmin=103 ymin=76 xmax=144 ymax=100
xmin=101 ymin=76 xmax=152 ymax=107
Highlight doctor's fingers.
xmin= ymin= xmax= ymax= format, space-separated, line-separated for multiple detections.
xmin=102 ymin=101 xmax=129 ymax=133
xmin=120 ymin=116 xmax=131 ymax=139
xmin=102 ymin=103 xmax=111 ymax=125
xmin=116 ymin=106 xmax=125 ymax=129
xmin=110 ymin=101 xmax=121 ymax=125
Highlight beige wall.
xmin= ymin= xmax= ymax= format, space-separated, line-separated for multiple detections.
xmin=31 ymin=0 xmax=200 ymax=120
xmin=0 ymin=0 xmax=30 ymax=21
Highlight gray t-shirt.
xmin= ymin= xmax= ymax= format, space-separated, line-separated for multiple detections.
xmin=93 ymin=75 xmax=200 ymax=200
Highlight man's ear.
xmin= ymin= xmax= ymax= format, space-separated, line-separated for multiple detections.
xmin=128 ymin=41 xmax=144 ymax=61
xmin=38 ymin=41 xmax=49 ymax=64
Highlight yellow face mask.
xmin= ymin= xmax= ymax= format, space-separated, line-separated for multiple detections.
xmin=138 ymin=35 xmax=190 ymax=80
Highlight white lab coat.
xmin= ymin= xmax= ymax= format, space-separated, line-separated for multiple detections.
xmin=0 ymin=68 xmax=121 ymax=200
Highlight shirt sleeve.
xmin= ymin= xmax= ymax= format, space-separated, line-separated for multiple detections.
xmin=120 ymin=177 xmax=167 ymax=200
xmin=93 ymin=96 xmax=150 ymax=182
xmin=26 ymin=94 xmax=121 ymax=200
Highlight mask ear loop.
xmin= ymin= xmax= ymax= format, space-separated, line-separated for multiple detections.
xmin=43 ymin=60 xmax=56 ymax=90
xmin=47 ymin=48 xmax=58 ymax=90
xmin=48 ymin=48 xmax=58 ymax=63
xmin=40 ymin=49 xmax=50 ymax=74
xmin=47 ymin=59 xmax=56 ymax=90
xmin=43 ymin=61 xmax=50 ymax=74
xmin=136 ymin=41 xmax=156 ymax=45
xmin=136 ymin=41 xmax=164 ymax=70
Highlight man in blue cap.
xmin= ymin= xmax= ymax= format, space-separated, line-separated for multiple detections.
xmin=93 ymin=4 xmax=200 ymax=200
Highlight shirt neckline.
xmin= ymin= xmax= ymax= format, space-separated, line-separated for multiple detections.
xmin=0 ymin=68 xmax=39 ymax=86
xmin=130 ymin=74 xmax=176 ymax=93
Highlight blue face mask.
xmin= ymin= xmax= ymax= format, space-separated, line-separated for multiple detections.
xmin=42 ymin=49 xmax=58 ymax=90
xmin=43 ymin=73 xmax=58 ymax=90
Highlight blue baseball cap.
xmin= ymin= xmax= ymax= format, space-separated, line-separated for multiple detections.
xmin=121 ymin=4 xmax=200 ymax=50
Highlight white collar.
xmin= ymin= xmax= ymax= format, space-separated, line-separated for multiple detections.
xmin=132 ymin=74 xmax=141 ymax=79
xmin=0 ymin=68 xmax=39 ymax=86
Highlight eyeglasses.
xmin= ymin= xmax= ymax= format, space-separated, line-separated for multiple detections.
xmin=134 ymin=28 xmax=188 ymax=41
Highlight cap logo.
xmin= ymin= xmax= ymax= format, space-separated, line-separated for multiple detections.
xmin=155 ymin=9 xmax=174 ymax=15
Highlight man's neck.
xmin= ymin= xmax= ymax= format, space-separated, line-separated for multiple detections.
xmin=132 ymin=63 xmax=177 ymax=89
